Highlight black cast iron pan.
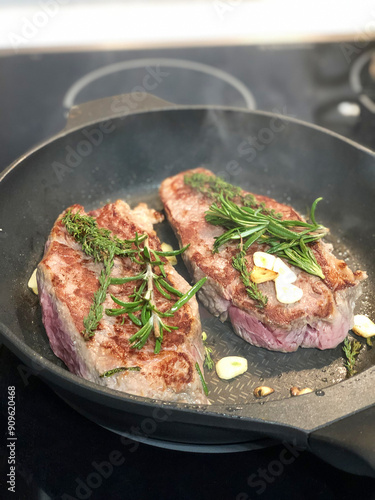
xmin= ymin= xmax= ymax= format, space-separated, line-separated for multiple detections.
xmin=1 ymin=94 xmax=375 ymax=476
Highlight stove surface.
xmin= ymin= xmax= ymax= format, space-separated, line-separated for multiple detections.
xmin=1 ymin=42 xmax=375 ymax=173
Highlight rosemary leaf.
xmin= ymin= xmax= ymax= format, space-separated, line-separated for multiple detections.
xmin=168 ymin=277 xmax=207 ymax=313
xmin=195 ymin=362 xmax=209 ymax=396
xmin=100 ymin=366 xmax=141 ymax=378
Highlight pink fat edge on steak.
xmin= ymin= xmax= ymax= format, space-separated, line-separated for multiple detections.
xmin=159 ymin=168 xmax=367 ymax=353
xmin=37 ymin=199 xmax=208 ymax=404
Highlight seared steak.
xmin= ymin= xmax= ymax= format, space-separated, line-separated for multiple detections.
xmin=160 ymin=168 xmax=366 ymax=352
xmin=37 ymin=200 xmax=208 ymax=404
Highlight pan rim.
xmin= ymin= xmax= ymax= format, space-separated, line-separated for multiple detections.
xmin=1 ymin=103 xmax=375 ymax=434
xmin=1 ymin=104 xmax=374 ymax=186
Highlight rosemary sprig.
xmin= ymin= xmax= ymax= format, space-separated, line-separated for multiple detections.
xmin=184 ymin=172 xmax=328 ymax=308
xmin=202 ymin=332 xmax=214 ymax=370
xmin=195 ymin=362 xmax=209 ymax=396
xmin=105 ymin=234 xmax=207 ymax=353
xmin=99 ymin=366 xmax=141 ymax=377
xmin=342 ymin=337 xmax=362 ymax=377
xmin=62 ymin=209 xmax=207 ymax=353
xmin=205 ymin=194 xmax=327 ymax=279
xmin=233 ymin=247 xmax=268 ymax=308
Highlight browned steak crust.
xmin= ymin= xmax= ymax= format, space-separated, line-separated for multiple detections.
xmin=37 ymin=200 xmax=208 ymax=403
xmin=160 ymin=168 xmax=366 ymax=352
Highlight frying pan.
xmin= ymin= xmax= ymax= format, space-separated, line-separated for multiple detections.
xmin=1 ymin=93 xmax=375 ymax=477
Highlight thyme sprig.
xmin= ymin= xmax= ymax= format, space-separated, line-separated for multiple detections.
xmin=233 ymin=246 xmax=268 ymax=308
xmin=61 ymin=209 xmax=142 ymax=262
xmin=343 ymin=337 xmax=362 ymax=377
xmin=202 ymin=332 xmax=214 ymax=370
xmin=62 ymin=210 xmax=137 ymax=339
xmin=205 ymin=195 xmax=327 ymax=279
xmin=62 ymin=210 xmax=206 ymax=352
xmin=184 ymin=172 xmax=282 ymax=218
xmin=82 ymin=249 xmax=115 ymax=339
xmin=185 ymin=172 xmax=242 ymax=200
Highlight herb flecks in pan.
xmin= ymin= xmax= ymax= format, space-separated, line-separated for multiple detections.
xmin=62 ymin=210 xmax=206 ymax=353
xmin=185 ymin=172 xmax=328 ymax=308
xmin=342 ymin=337 xmax=362 ymax=377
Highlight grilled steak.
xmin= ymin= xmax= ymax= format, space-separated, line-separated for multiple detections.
xmin=37 ymin=200 xmax=208 ymax=404
xmin=160 ymin=168 xmax=366 ymax=352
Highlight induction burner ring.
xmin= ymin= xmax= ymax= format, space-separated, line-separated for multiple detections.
xmin=349 ymin=49 xmax=375 ymax=113
xmin=62 ymin=58 xmax=256 ymax=111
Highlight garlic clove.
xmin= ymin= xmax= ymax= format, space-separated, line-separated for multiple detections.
xmin=253 ymin=251 xmax=276 ymax=271
xmin=28 ymin=268 xmax=38 ymax=295
xmin=298 ymin=388 xmax=313 ymax=395
xmin=352 ymin=315 xmax=375 ymax=338
xmin=161 ymin=242 xmax=177 ymax=266
xmin=273 ymin=257 xmax=297 ymax=284
xmin=275 ymin=281 xmax=303 ymax=304
xmin=253 ymin=386 xmax=274 ymax=398
xmin=215 ymin=356 xmax=248 ymax=380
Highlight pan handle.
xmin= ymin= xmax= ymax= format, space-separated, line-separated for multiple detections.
xmin=308 ymin=405 xmax=375 ymax=477
xmin=64 ymin=93 xmax=176 ymax=132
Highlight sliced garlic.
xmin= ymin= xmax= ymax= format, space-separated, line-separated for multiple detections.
xmin=250 ymin=266 xmax=278 ymax=284
xmin=253 ymin=251 xmax=276 ymax=270
xmin=253 ymin=253 xmax=302 ymax=305
xmin=28 ymin=268 xmax=38 ymax=295
xmin=273 ymin=257 xmax=297 ymax=284
xmin=275 ymin=281 xmax=303 ymax=304
xmin=215 ymin=356 xmax=248 ymax=380
xmin=161 ymin=242 xmax=177 ymax=266
xmin=352 ymin=315 xmax=375 ymax=338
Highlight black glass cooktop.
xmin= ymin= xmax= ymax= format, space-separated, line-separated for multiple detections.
xmin=1 ymin=42 xmax=375 ymax=499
